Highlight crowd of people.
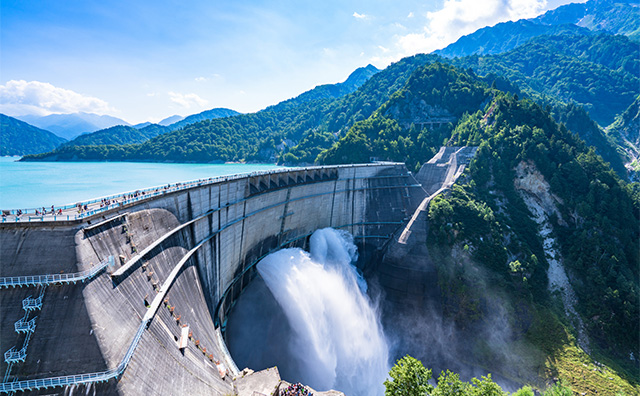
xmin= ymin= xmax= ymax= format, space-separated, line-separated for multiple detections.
xmin=34 ymin=205 xmax=63 ymax=216
xmin=3 ymin=176 xmax=227 ymax=220
xmin=280 ymin=383 xmax=313 ymax=396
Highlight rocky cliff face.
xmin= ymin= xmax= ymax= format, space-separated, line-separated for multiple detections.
xmin=383 ymin=98 xmax=456 ymax=129
xmin=514 ymin=160 xmax=589 ymax=352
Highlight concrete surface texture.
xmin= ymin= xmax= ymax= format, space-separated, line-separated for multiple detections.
xmin=0 ymin=162 xmax=424 ymax=395
xmin=378 ymin=146 xmax=477 ymax=312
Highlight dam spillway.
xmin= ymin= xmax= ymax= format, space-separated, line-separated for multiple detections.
xmin=0 ymin=148 xmax=475 ymax=395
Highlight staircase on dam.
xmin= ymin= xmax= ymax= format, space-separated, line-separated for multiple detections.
xmin=377 ymin=146 xmax=478 ymax=309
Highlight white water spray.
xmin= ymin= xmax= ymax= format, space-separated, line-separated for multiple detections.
xmin=257 ymin=228 xmax=389 ymax=395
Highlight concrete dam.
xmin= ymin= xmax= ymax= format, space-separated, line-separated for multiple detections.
xmin=0 ymin=147 xmax=476 ymax=395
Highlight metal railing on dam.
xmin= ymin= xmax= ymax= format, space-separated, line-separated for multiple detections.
xmin=0 ymin=320 xmax=147 ymax=393
xmin=0 ymin=162 xmax=404 ymax=223
xmin=0 ymin=257 xmax=113 ymax=289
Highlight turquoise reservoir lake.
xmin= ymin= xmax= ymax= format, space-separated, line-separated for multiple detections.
xmin=0 ymin=157 xmax=286 ymax=210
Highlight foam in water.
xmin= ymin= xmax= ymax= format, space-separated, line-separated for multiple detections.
xmin=257 ymin=228 xmax=389 ymax=395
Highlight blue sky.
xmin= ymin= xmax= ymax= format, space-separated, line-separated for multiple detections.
xmin=1 ymin=0 xmax=584 ymax=124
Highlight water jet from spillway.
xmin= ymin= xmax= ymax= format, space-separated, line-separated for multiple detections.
xmin=256 ymin=228 xmax=389 ymax=395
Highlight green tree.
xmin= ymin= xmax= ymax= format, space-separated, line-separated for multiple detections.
xmin=541 ymin=382 xmax=572 ymax=396
xmin=384 ymin=355 xmax=434 ymax=396
xmin=432 ymin=370 xmax=470 ymax=396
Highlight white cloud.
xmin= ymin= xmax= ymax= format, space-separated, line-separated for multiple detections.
xmin=195 ymin=76 xmax=209 ymax=82
xmin=0 ymin=80 xmax=114 ymax=116
xmin=407 ymin=12 xmax=415 ymax=18
xmin=392 ymin=0 xmax=555 ymax=58
xmin=353 ymin=12 xmax=368 ymax=20
xmin=168 ymin=91 xmax=208 ymax=109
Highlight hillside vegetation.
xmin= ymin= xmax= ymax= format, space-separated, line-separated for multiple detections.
xmin=62 ymin=124 xmax=169 ymax=147
xmin=0 ymin=114 xmax=67 ymax=156
xmin=452 ymin=33 xmax=639 ymax=127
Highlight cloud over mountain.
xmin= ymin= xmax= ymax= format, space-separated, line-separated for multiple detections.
xmin=168 ymin=91 xmax=209 ymax=109
xmin=0 ymin=80 xmax=115 ymax=117
xmin=393 ymin=0 xmax=585 ymax=56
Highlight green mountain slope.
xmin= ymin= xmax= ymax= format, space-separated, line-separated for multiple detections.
xmin=318 ymin=63 xmax=491 ymax=169
xmin=19 ymin=31 xmax=637 ymax=180
xmin=0 ymin=114 xmax=67 ymax=156
xmin=63 ymin=124 xmax=169 ymax=147
xmin=444 ymin=95 xmax=639 ymax=385
xmin=452 ymin=33 xmax=639 ymax=128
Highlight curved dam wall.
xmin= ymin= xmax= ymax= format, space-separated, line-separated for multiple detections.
xmin=0 ymin=163 xmax=421 ymax=395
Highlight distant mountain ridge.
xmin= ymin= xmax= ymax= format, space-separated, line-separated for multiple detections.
xmin=16 ymin=112 xmax=131 ymax=140
xmin=51 ymin=108 xmax=239 ymax=148
xmin=0 ymin=114 xmax=67 ymax=156
xmin=159 ymin=115 xmax=184 ymax=126
xmin=435 ymin=0 xmax=639 ymax=58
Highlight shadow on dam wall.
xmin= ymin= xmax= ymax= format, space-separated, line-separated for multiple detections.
xmin=0 ymin=162 xmax=428 ymax=395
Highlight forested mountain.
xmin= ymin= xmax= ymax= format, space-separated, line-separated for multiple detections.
xmin=62 ymin=124 xmax=169 ymax=147
xmin=552 ymin=103 xmax=628 ymax=178
xmin=0 ymin=114 xmax=67 ymax=156
xmin=427 ymin=94 xmax=639 ymax=393
xmin=16 ymin=112 xmax=131 ymax=140
xmin=318 ymin=63 xmax=491 ymax=170
xmin=452 ymin=33 xmax=639 ymax=127
xmin=49 ymin=108 xmax=239 ymax=150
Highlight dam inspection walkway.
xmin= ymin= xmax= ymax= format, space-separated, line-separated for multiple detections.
xmin=0 ymin=257 xmax=113 ymax=289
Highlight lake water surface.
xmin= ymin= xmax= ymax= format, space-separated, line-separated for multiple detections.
xmin=0 ymin=157 xmax=285 ymax=210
